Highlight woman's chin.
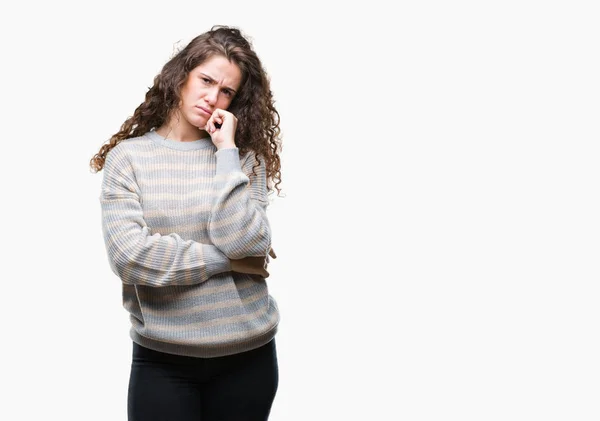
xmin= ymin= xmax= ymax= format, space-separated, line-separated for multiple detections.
xmin=191 ymin=118 xmax=207 ymax=129
xmin=183 ymin=112 xmax=207 ymax=129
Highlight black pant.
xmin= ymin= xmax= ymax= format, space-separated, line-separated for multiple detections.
xmin=127 ymin=339 xmax=279 ymax=421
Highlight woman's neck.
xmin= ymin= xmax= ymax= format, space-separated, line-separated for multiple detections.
xmin=156 ymin=119 xmax=209 ymax=142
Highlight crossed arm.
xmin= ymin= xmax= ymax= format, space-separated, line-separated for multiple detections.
xmin=100 ymin=147 xmax=274 ymax=287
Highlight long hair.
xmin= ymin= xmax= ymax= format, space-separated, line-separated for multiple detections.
xmin=90 ymin=25 xmax=282 ymax=195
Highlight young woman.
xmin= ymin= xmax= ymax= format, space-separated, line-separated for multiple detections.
xmin=90 ymin=25 xmax=283 ymax=421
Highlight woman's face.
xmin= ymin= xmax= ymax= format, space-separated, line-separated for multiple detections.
xmin=179 ymin=55 xmax=242 ymax=131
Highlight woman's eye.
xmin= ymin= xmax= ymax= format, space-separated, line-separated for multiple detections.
xmin=202 ymin=78 xmax=211 ymax=84
xmin=222 ymin=90 xmax=233 ymax=97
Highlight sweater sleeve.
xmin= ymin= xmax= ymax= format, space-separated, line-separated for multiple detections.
xmin=100 ymin=146 xmax=232 ymax=287
xmin=207 ymin=148 xmax=272 ymax=259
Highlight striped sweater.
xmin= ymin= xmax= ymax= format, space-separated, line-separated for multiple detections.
xmin=99 ymin=129 xmax=279 ymax=358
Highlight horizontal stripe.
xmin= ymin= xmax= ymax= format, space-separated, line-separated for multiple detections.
xmin=125 ymin=276 xmax=259 ymax=307
xmin=137 ymin=303 xmax=278 ymax=334
xmin=141 ymin=289 xmax=269 ymax=321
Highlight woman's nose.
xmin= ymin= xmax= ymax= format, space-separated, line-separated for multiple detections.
xmin=205 ymin=88 xmax=219 ymax=105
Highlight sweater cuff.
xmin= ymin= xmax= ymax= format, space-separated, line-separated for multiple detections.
xmin=215 ymin=148 xmax=242 ymax=175
xmin=200 ymin=244 xmax=232 ymax=279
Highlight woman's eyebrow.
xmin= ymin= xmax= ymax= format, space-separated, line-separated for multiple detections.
xmin=199 ymin=73 xmax=237 ymax=93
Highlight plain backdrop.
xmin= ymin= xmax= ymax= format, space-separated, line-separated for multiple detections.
xmin=1 ymin=1 xmax=599 ymax=420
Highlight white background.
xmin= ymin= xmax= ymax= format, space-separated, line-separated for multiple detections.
xmin=1 ymin=0 xmax=599 ymax=420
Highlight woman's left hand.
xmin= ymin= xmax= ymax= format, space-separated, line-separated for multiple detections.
xmin=205 ymin=108 xmax=237 ymax=150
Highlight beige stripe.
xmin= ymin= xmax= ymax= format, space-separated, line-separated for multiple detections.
xmin=141 ymin=201 xmax=264 ymax=222
xmin=134 ymin=276 xmax=257 ymax=302
xmin=142 ymin=203 xmax=213 ymax=216
xmin=141 ymin=288 xmax=267 ymax=317
xmin=138 ymin=209 xmax=267 ymax=234
xmin=141 ymin=191 xmax=216 ymax=202
xmin=185 ymin=311 xmax=279 ymax=343
xmin=103 ymin=224 xmax=150 ymax=252
xmin=104 ymin=223 xmax=185 ymax=286
xmin=102 ymin=185 xmax=259 ymax=212
xmin=210 ymin=189 xmax=249 ymax=214
xmin=148 ymin=305 xmax=278 ymax=333
xmin=126 ymin=162 xmax=216 ymax=172
xmin=211 ymin=220 xmax=268 ymax=245
xmin=209 ymin=206 xmax=266 ymax=232
xmin=147 ymin=222 xmax=207 ymax=235
xmin=217 ymin=229 xmax=268 ymax=256
xmin=104 ymin=228 xmax=139 ymax=267
xmin=214 ymin=172 xmax=248 ymax=184
xmin=137 ymin=178 xmax=214 ymax=188
xmin=144 ymin=231 xmax=177 ymax=285
xmin=126 ymin=148 xmax=216 ymax=159
xmin=103 ymin=219 xmax=146 ymax=232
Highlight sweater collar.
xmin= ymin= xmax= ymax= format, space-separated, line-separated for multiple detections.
xmin=145 ymin=129 xmax=214 ymax=151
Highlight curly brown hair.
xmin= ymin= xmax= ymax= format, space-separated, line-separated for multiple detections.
xmin=89 ymin=25 xmax=282 ymax=195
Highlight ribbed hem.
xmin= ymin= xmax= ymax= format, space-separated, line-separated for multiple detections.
xmin=215 ymin=148 xmax=242 ymax=174
xmin=129 ymin=324 xmax=278 ymax=358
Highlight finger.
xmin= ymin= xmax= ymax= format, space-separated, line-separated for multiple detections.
xmin=209 ymin=115 xmax=224 ymax=131
xmin=269 ymin=248 xmax=277 ymax=259
xmin=212 ymin=113 xmax=223 ymax=129
xmin=205 ymin=119 xmax=213 ymax=133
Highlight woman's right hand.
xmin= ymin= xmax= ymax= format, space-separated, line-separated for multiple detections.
xmin=229 ymin=248 xmax=276 ymax=278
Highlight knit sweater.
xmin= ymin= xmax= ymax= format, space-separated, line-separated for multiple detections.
xmin=99 ymin=129 xmax=279 ymax=358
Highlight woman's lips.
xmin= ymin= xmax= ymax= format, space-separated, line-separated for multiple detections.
xmin=196 ymin=106 xmax=211 ymax=116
